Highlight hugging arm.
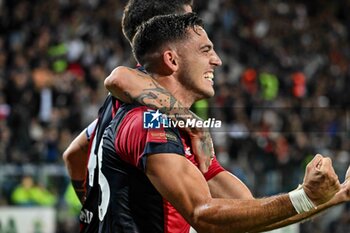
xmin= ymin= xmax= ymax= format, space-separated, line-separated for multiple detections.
xmin=105 ymin=66 xmax=213 ymax=172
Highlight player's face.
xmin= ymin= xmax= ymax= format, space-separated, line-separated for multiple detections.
xmin=176 ymin=26 xmax=222 ymax=99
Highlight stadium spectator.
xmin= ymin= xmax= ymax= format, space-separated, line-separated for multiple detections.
xmin=11 ymin=176 xmax=57 ymax=206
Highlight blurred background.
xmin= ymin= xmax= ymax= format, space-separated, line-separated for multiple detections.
xmin=0 ymin=0 xmax=349 ymax=232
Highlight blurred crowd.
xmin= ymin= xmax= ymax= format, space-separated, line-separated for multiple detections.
xmin=0 ymin=0 xmax=349 ymax=232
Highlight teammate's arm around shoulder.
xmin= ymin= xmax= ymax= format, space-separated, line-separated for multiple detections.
xmin=105 ymin=66 xmax=214 ymax=173
xmin=105 ymin=66 xmax=147 ymax=103
xmin=105 ymin=66 xmax=186 ymax=112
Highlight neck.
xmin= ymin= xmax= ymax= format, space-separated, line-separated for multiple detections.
xmin=151 ymin=73 xmax=195 ymax=109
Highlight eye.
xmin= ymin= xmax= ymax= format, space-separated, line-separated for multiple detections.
xmin=201 ymin=45 xmax=213 ymax=54
xmin=202 ymin=48 xmax=211 ymax=53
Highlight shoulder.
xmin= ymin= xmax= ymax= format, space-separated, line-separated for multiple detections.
xmin=116 ymin=105 xmax=185 ymax=150
xmin=118 ymin=105 xmax=149 ymax=130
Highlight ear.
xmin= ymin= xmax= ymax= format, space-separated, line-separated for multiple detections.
xmin=163 ymin=50 xmax=179 ymax=73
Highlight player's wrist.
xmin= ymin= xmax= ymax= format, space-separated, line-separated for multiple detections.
xmin=289 ymin=185 xmax=317 ymax=214
xmin=72 ymin=179 xmax=85 ymax=189
xmin=332 ymin=184 xmax=349 ymax=205
xmin=71 ymin=179 xmax=86 ymax=204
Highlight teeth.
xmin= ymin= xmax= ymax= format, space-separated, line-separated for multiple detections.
xmin=204 ymin=73 xmax=214 ymax=80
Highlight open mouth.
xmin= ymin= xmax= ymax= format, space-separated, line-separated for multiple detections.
xmin=204 ymin=72 xmax=214 ymax=85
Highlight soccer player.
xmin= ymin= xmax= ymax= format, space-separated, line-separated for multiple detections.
xmin=63 ymin=0 xmax=213 ymax=197
xmin=64 ymin=1 xmax=350 ymax=232
xmin=62 ymin=1 xmax=215 ymax=232
xmin=62 ymin=0 xmax=210 ymax=201
xmin=97 ymin=13 xmax=349 ymax=233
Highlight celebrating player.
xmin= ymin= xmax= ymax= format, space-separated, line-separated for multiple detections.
xmin=96 ymin=12 xmax=349 ymax=233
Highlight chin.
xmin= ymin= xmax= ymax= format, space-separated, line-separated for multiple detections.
xmin=207 ymin=88 xmax=215 ymax=97
xmin=202 ymin=89 xmax=215 ymax=99
xmin=193 ymin=87 xmax=215 ymax=101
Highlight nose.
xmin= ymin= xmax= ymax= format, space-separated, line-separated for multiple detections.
xmin=211 ymin=51 xmax=222 ymax=67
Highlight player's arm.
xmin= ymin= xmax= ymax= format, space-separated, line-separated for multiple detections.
xmin=207 ymin=157 xmax=350 ymax=232
xmin=62 ymin=130 xmax=88 ymax=203
xmin=207 ymin=171 xmax=253 ymax=199
xmin=251 ymin=166 xmax=350 ymax=232
xmin=105 ymin=66 xmax=178 ymax=107
xmin=145 ymin=154 xmax=340 ymax=233
xmin=104 ymin=66 xmax=213 ymax=172
xmin=62 ymin=120 xmax=97 ymax=203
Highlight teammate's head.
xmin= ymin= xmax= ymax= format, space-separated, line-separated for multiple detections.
xmin=133 ymin=13 xmax=222 ymax=101
xmin=122 ymin=0 xmax=193 ymax=44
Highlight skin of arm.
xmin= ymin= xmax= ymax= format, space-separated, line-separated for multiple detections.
xmin=62 ymin=130 xmax=89 ymax=203
xmin=207 ymin=171 xmax=253 ymax=199
xmin=208 ymin=155 xmax=349 ymax=232
xmin=145 ymin=154 xmax=340 ymax=233
xmin=104 ymin=66 xmax=213 ymax=172
xmin=251 ymin=166 xmax=350 ymax=232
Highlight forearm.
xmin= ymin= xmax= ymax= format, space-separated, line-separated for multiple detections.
xmin=63 ymin=140 xmax=88 ymax=180
xmin=106 ymin=67 xmax=214 ymax=171
xmin=206 ymin=171 xmax=330 ymax=233
xmin=250 ymin=192 xmax=342 ymax=232
xmin=105 ymin=66 xmax=200 ymax=119
xmin=209 ymin=173 xmax=319 ymax=232
xmin=254 ymin=156 xmax=345 ymax=232
xmin=62 ymin=131 xmax=89 ymax=202
xmin=109 ymin=67 xmax=212 ymax=142
xmin=194 ymin=195 xmax=297 ymax=233
xmin=146 ymin=155 xmax=341 ymax=233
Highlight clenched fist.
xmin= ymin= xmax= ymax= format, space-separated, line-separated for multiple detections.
xmin=302 ymin=154 xmax=340 ymax=206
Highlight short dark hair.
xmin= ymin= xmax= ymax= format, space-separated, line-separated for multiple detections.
xmin=122 ymin=0 xmax=193 ymax=43
xmin=132 ymin=12 xmax=203 ymax=69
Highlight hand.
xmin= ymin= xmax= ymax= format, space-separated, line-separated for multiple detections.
xmin=302 ymin=154 xmax=340 ymax=206
xmin=184 ymin=127 xmax=214 ymax=173
xmin=331 ymin=166 xmax=350 ymax=204
xmin=347 ymin=166 xmax=350 ymax=180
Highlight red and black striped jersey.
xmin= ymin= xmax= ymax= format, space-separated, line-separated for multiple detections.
xmin=99 ymin=104 xmax=224 ymax=233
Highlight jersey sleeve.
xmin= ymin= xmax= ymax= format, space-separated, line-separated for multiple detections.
xmin=115 ymin=107 xmax=185 ymax=171
xmin=85 ymin=118 xmax=98 ymax=141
